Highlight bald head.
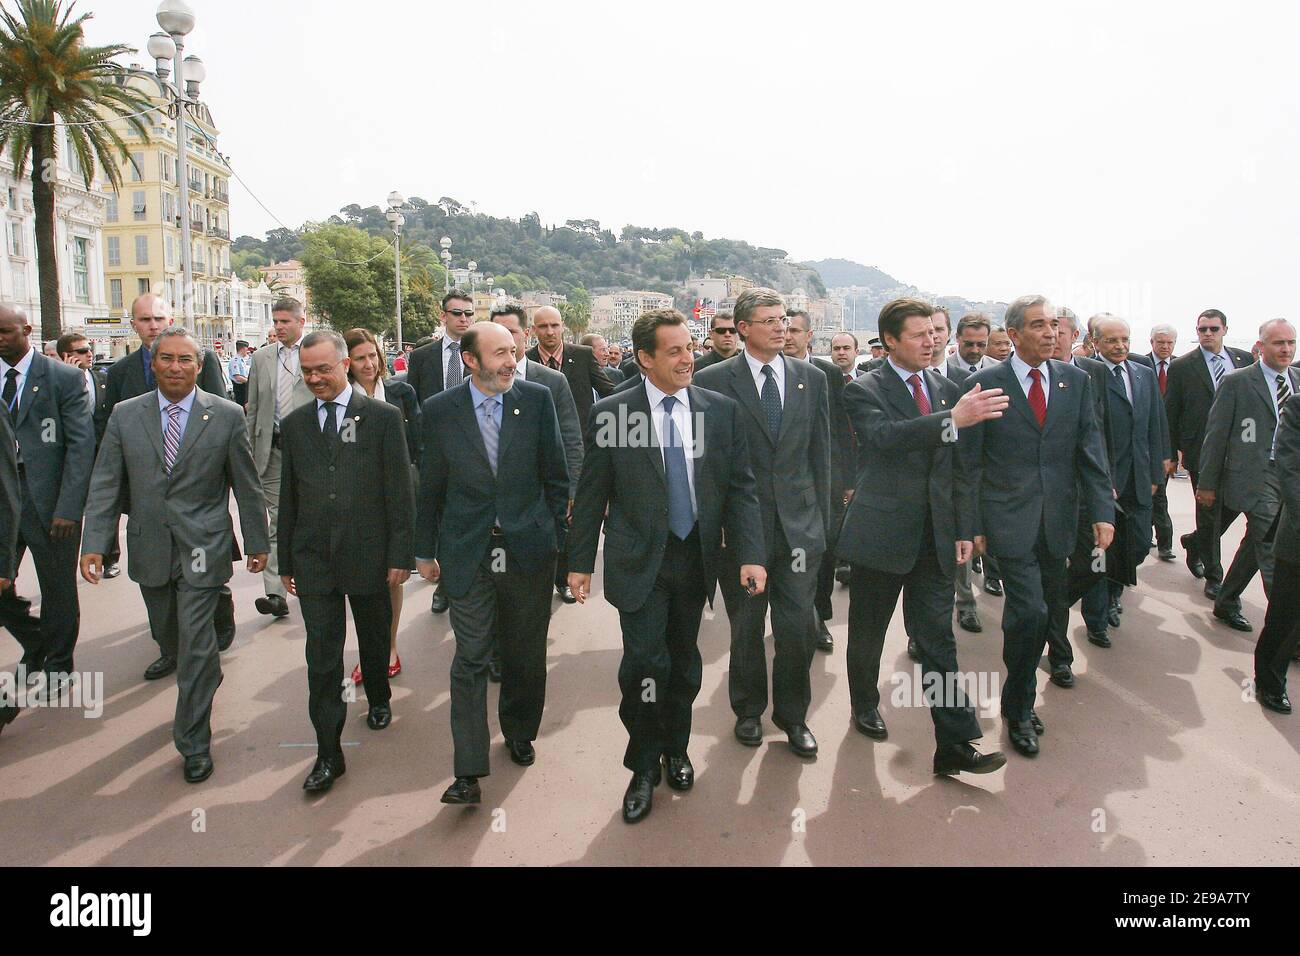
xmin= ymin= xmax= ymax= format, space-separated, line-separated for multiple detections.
xmin=531 ymin=306 xmax=565 ymax=352
xmin=0 ymin=304 xmax=32 ymax=364
xmin=130 ymin=293 xmax=174 ymax=349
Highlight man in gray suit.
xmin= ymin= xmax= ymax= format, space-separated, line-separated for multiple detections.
xmin=1253 ymin=393 xmax=1300 ymax=714
xmin=81 ymin=328 xmax=269 ymax=783
xmin=0 ymin=304 xmax=95 ymax=684
xmin=695 ymin=288 xmax=832 ymax=757
xmin=244 ymin=297 xmax=314 ymax=619
xmin=949 ymin=313 xmax=1000 ymax=375
xmin=1197 ymin=318 xmax=1298 ymax=632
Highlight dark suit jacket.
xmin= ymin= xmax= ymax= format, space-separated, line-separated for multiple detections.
xmin=694 ymin=354 xmax=832 ymax=556
xmin=837 ymin=366 xmax=968 ymax=578
xmin=1271 ymin=394 xmax=1300 ymax=564
xmin=568 ymin=381 xmax=765 ymax=612
xmin=602 ymin=365 xmax=625 ymax=384
xmin=618 ymin=356 xmax=642 ymax=383
xmin=1094 ymin=358 xmax=1169 ymax=505
xmin=11 ymin=351 xmax=95 ymax=526
xmin=1163 ymin=346 xmax=1254 ymax=473
xmin=1198 ymin=363 xmax=1300 ymax=513
xmin=277 ymin=391 xmax=414 ymax=595
xmin=0 ymin=403 xmax=19 ymax=579
xmin=377 ymin=377 xmax=421 ymax=463
xmin=526 ymin=342 xmax=614 ymax=426
xmin=406 ymin=337 xmax=452 ymax=406
xmin=693 ymin=349 xmax=731 ymax=372
xmin=97 ymin=345 xmax=226 ymax=437
xmin=808 ymin=355 xmax=855 ymax=492
xmin=959 ymin=358 xmax=1114 ymax=560
xmin=89 ymin=366 xmax=110 ymax=443
xmin=415 ymin=380 xmax=569 ymax=599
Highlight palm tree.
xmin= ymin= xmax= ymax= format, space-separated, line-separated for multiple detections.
xmin=0 ymin=0 xmax=152 ymax=342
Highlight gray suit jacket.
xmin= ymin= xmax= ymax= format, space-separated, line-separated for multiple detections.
xmin=245 ymin=341 xmax=313 ymax=475
xmin=1271 ymin=394 xmax=1300 ymax=564
xmin=520 ymin=358 xmax=583 ymax=497
xmin=84 ymin=389 xmax=270 ymax=588
xmin=1198 ymin=363 xmax=1300 ymax=513
xmin=11 ymin=351 xmax=95 ymax=526
xmin=694 ymin=353 xmax=832 ymax=556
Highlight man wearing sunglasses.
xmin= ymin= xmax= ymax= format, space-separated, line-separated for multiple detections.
xmin=1163 ymin=309 xmax=1254 ymax=592
xmin=694 ymin=311 xmax=741 ymax=371
xmin=57 ymin=333 xmax=107 ymax=441
xmin=405 ymin=289 xmax=479 ymax=613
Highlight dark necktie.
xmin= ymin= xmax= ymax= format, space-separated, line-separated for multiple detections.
xmin=1279 ymin=373 xmax=1292 ymax=408
xmin=445 ymin=341 xmax=462 ymax=389
xmin=1211 ymin=354 xmax=1225 ymax=388
xmin=907 ymin=373 xmax=931 ymax=414
xmin=760 ymin=364 xmax=782 ymax=440
xmin=2 ymin=368 xmax=17 ymax=412
xmin=142 ymin=345 xmax=155 ymax=390
xmin=661 ymin=395 xmax=695 ymax=539
xmin=547 ymin=350 xmax=561 ymax=371
xmin=321 ymin=401 xmax=338 ymax=444
xmin=1112 ymin=364 xmax=1128 ymax=402
xmin=969 ymin=364 xmax=978 ymax=373
xmin=1157 ymin=360 xmax=1167 ymax=394
xmin=1027 ymin=368 xmax=1047 ymax=428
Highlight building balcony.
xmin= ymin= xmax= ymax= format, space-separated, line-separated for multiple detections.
xmin=209 ymin=226 xmax=230 ymax=241
xmin=211 ymin=187 xmax=229 ymax=205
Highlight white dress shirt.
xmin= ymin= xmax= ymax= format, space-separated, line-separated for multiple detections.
xmin=371 ymin=377 xmax=386 ymax=404
xmin=642 ymin=377 xmax=698 ymax=515
xmin=514 ymin=356 xmax=529 ymax=383
xmin=743 ymin=350 xmax=786 ymax=405
xmin=83 ymin=368 xmax=95 ymax=402
xmin=1009 ymin=352 xmax=1051 ymax=408
xmin=316 ymin=383 xmax=352 ymax=432
xmin=0 ymin=347 xmax=35 ymax=414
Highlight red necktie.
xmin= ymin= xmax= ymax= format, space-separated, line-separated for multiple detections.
xmin=907 ymin=374 xmax=931 ymax=415
xmin=1157 ymin=361 xmax=1167 ymax=395
xmin=1028 ymin=368 xmax=1047 ymax=428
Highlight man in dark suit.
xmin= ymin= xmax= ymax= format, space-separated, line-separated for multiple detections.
xmin=0 ymin=402 xmax=23 ymax=735
xmin=403 ymin=290 xmax=476 ymax=614
xmin=1078 ymin=315 xmax=1170 ymax=648
xmin=582 ymin=333 xmax=624 ymax=384
xmin=838 ymin=298 xmax=1009 ymax=773
xmin=418 ymin=323 xmax=569 ymax=805
xmin=1163 ymin=309 xmax=1255 ymax=590
xmin=55 ymin=333 xmax=114 ymax=579
xmin=693 ymin=311 xmax=741 ymax=372
xmin=1197 ymin=319 xmax=1297 ymax=632
xmin=950 ymin=313 xmax=1000 ymax=375
xmin=695 ymin=288 xmax=831 ymax=757
xmin=1129 ymin=324 xmax=1179 ymax=560
xmin=960 ymin=295 xmax=1113 ymax=757
xmin=81 ymin=328 xmax=269 ymax=782
xmin=569 ymin=308 xmax=765 ymax=822
xmin=0 ymin=305 xmax=95 ymax=685
xmin=527 ymin=306 xmax=614 ymax=603
xmin=784 ymin=310 xmax=854 ymax=653
xmin=276 ymin=330 xmax=414 ymax=793
xmin=98 ymin=294 xmax=235 ymax=672
xmin=1253 ymin=393 xmax=1300 ymax=714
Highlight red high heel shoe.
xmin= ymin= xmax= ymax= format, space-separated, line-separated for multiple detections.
xmin=387 ymin=656 xmax=402 ymax=679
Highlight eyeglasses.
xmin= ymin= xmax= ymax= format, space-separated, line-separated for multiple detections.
xmin=445 ymin=309 xmax=474 ymax=318
xmin=750 ymin=317 xmax=790 ymax=329
xmin=71 ymin=347 xmax=92 ymax=355
xmin=713 ymin=327 xmax=737 ymax=335
xmin=1196 ymin=326 xmax=1222 ymax=334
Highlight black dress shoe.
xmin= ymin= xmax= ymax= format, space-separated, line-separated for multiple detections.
xmin=143 ymin=655 xmax=177 ymax=680
xmin=1259 ymin=691 xmax=1292 ymax=715
xmin=488 ymin=657 xmax=502 ymax=683
xmin=815 ymin=619 xmax=833 ymax=652
xmin=254 ymin=594 xmax=289 ymax=618
xmin=1028 ymin=710 xmax=1044 ymax=735
xmin=440 ymin=776 xmax=481 ymax=804
xmin=662 ymin=753 xmax=694 ymax=791
xmin=906 ymin=638 xmax=920 ymax=661
xmin=557 ymin=585 xmax=577 ymax=604
xmin=853 ymin=708 xmax=888 ymax=739
xmin=734 ymin=715 xmax=762 ymax=746
xmin=1213 ymin=607 xmax=1253 ymax=632
xmin=772 ymin=716 xmax=818 ymax=757
xmin=0 ymin=590 xmax=32 ymax=611
xmin=1181 ymin=534 xmax=1205 ymax=578
xmin=430 ymin=590 xmax=449 ymax=614
xmin=303 ymin=754 xmax=346 ymax=792
xmin=622 ymin=768 xmax=660 ymax=823
xmin=971 ymin=555 xmax=983 ymax=575
xmin=506 ymin=738 xmax=535 ymax=766
xmin=0 ymin=702 xmax=19 ymax=736
xmin=103 ymin=562 xmax=122 ymax=579
xmin=983 ymin=578 xmax=1003 ymax=596
xmin=934 ymin=742 xmax=1007 ymax=775
xmin=1007 ymin=721 xmax=1039 ymax=756
xmin=1203 ymin=582 xmax=1222 ymax=601
xmin=958 ymin=610 xmax=983 ymax=633
xmin=215 ymin=590 xmax=236 ymax=651
xmin=183 ymin=753 xmax=214 ymax=783
xmin=1087 ymin=629 xmax=1112 ymax=648
xmin=1158 ymin=548 xmax=1177 ymax=562
xmin=366 ymin=703 xmax=392 ymax=730
xmin=1050 ymin=664 xmax=1075 ymax=688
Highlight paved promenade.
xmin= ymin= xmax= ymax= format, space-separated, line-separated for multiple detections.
xmin=1 ymin=479 xmax=1295 ymax=866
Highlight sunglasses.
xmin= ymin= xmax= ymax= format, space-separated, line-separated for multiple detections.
xmin=713 ymin=328 xmax=737 ymax=335
xmin=445 ymin=308 xmax=474 ymax=318
xmin=1196 ymin=326 xmax=1222 ymax=334
xmin=71 ymin=347 xmax=92 ymax=355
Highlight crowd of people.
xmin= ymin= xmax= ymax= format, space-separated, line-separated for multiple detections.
xmin=0 ymin=286 xmax=1295 ymax=825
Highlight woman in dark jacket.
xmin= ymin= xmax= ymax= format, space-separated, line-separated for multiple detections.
xmin=344 ymin=327 xmax=420 ymax=682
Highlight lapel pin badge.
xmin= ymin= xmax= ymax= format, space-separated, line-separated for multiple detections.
xmin=32 ymin=386 xmax=38 ymax=392
xmin=513 ymin=407 xmax=520 ymax=415
xmin=202 ymin=414 xmax=209 ymax=421
xmin=1058 ymin=382 xmax=1067 ymax=389
xmin=797 ymin=382 xmax=805 ymax=390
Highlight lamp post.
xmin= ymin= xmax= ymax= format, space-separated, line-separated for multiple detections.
xmin=150 ymin=0 xmax=203 ymax=331
xmin=386 ymin=191 xmax=405 ymax=352
xmin=439 ymin=235 xmax=453 ymax=293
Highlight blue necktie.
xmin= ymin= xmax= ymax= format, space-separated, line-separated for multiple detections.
xmin=142 ymin=346 xmax=155 ymax=390
xmin=480 ymin=396 xmax=499 ymax=475
xmin=661 ymin=396 xmax=695 ymax=540
xmin=760 ymin=364 xmax=782 ymax=440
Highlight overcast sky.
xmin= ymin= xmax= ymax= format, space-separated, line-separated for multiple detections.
xmin=84 ymin=0 xmax=1298 ymax=347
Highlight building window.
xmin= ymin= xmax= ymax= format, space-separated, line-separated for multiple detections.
xmin=160 ymin=150 xmax=172 ymax=182
xmin=107 ymin=235 xmax=120 ymax=266
xmin=106 ymin=194 xmax=118 ymax=222
xmin=13 ymin=269 xmax=26 ymax=302
xmin=73 ymin=237 xmax=90 ymax=303
xmin=67 ymin=134 xmax=84 ymax=179
xmin=110 ymin=278 xmax=123 ymax=310
xmin=6 ymin=187 xmax=16 ymax=211
xmin=7 ymin=220 xmax=22 ymax=257
xmin=129 ymin=152 xmax=144 ymax=182
xmin=165 ymin=234 xmax=174 ymax=268
xmin=135 ymin=235 xmax=148 ymax=265
xmin=132 ymin=190 xmax=146 ymax=220
xmin=138 ymin=277 xmax=150 ymax=297
xmin=162 ymin=191 xmax=174 ymax=223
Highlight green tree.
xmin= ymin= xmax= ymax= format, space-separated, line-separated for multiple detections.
xmin=301 ymin=225 xmax=386 ymax=333
xmin=0 ymin=0 xmax=152 ymax=342
xmin=559 ymin=298 xmax=590 ymax=339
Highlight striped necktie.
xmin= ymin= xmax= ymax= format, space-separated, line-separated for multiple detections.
xmin=479 ymin=396 xmax=499 ymax=475
xmin=1211 ymin=354 xmax=1225 ymax=388
xmin=1278 ymin=373 xmax=1292 ymax=408
xmin=163 ymin=403 xmax=183 ymax=476
xmin=445 ymin=341 xmax=463 ymax=389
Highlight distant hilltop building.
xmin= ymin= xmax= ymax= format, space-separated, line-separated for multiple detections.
xmin=592 ymin=290 xmax=673 ymax=339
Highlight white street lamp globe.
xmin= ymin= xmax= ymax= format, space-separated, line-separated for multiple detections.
xmin=440 ymin=250 xmax=451 ymax=262
xmin=156 ymin=0 xmax=196 ymax=36
xmin=387 ymin=190 xmax=405 ymax=209
xmin=183 ymin=55 xmax=206 ymax=83
xmin=440 ymin=236 xmax=452 ymax=250
xmin=147 ymin=31 xmax=176 ymax=61
xmin=467 ymin=260 xmax=477 ymax=273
